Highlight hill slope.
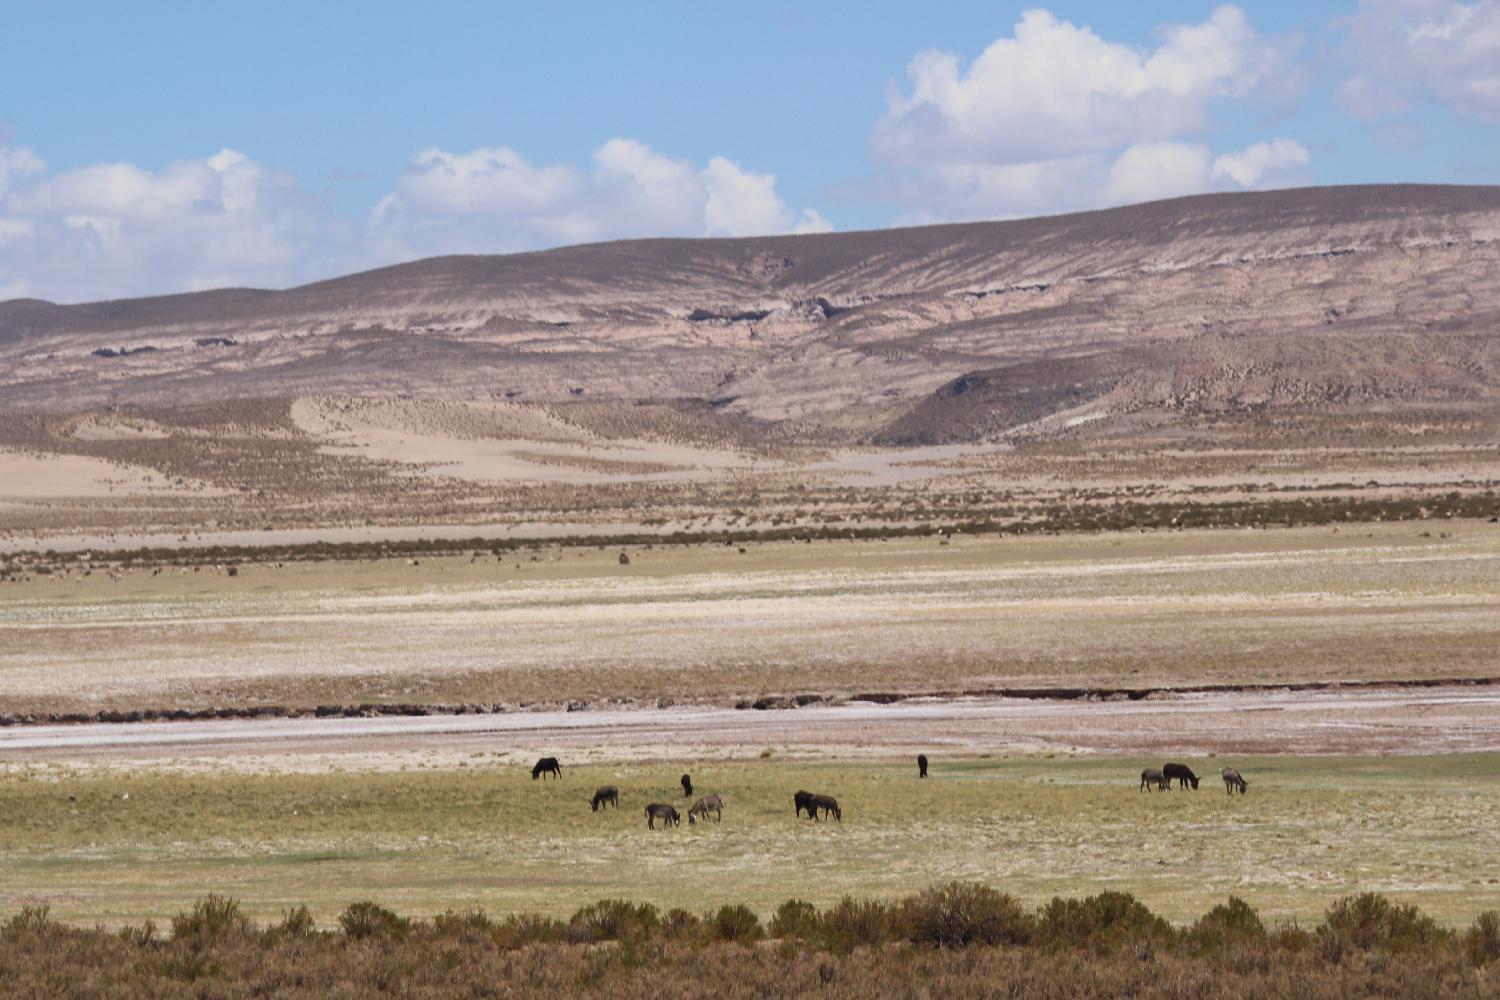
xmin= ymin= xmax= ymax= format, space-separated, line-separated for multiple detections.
xmin=2 ymin=184 xmax=1498 ymax=447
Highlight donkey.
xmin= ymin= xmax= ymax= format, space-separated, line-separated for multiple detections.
xmin=1221 ymin=768 xmax=1248 ymax=795
xmin=1162 ymin=763 xmax=1199 ymax=790
xmin=645 ymin=803 xmax=680 ymax=829
xmin=681 ymin=773 xmax=694 ymax=798
xmin=809 ymin=793 xmax=842 ymax=822
xmin=794 ymin=789 xmax=816 ymax=818
xmin=531 ymin=757 xmax=562 ymax=780
xmin=687 ymin=794 xmax=724 ymax=824
xmin=591 ymin=785 xmax=619 ymax=812
xmin=1139 ymin=768 xmax=1168 ymax=791
xmin=918 ymin=754 xmax=929 ymax=779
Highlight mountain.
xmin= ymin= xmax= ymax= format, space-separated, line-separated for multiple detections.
xmin=2 ymin=184 xmax=1498 ymax=450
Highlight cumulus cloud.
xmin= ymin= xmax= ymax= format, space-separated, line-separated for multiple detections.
xmin=371 ymin=139 xmax=829 ymax=260
xmin=1 ymin=138 xmax=830 ymax=302
xmin=1339 ymin=0 xmax=1500 ymax=121
xmin=872 ymin=6 xmax=1297 ymax=166
xmin=866 ymin=6 xmax=1310 ymax=220
xmin=0 ymin=146 xmax=352 ymax=302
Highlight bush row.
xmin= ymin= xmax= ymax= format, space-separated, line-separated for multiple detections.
xmin=7 ymin=886 xmax=1498 ymax=965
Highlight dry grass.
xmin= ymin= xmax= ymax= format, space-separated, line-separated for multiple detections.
xmin=2 ymin=523 xmax=1497 ymax=714
xmin=2 ymin=754 xmax=1497 ymax=929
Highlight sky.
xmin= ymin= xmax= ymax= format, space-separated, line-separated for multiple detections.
xmin=2 ymin=0 xmax=1499 ymax=303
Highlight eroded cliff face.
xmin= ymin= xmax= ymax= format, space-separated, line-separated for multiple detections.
xmin=2 ymin=184 xmax=1499 ymax=449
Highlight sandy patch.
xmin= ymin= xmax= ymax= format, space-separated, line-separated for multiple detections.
xmin=0 ymin=450 xmax=191 ymax=499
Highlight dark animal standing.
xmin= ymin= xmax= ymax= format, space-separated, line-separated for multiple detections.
xmin=681 ymin=773 xmax=694 ymax=798
xmin=687 ymin=794 xmax=724 ymax=824
xmin=531 ymin=757 xmax=562 ymax=780
xmin=1221 ymin=768 xmax=1249 ymax=795
xmin=591 ymin=786 xmax=619 ymax=811
xmin=1162 ymin=763 xmax=1199 ymax=790
xmin=1139 ymin=768 xmax=1168 ymax=791
xmin=918 ymin=754 xmax=929 ymax=779
xmin=794 ymin=790 xmax=815 ymax=818
xmin=808 ymin=793 xmax=842 ymax=822
xmin=644 ymin=803 xmax=680 ymax=829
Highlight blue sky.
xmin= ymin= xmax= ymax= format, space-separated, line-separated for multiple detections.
xmin=3 ymin=1 xmax=1498 ymax=302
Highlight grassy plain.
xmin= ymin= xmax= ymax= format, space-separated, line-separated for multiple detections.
xmin=2 ymin=522 xmax=1498 ymax=715
xmin=2 ymin=754 xmax=1497 ymax=929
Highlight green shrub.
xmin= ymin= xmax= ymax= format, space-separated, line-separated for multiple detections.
xmin=1188 ymin=896 xmax=1266 ymax=952
xmin=1320 ymin=893 xmax=1446 ymax=953
xmin=338 ymin=901 xmax=409 ymax=940
xmin=433 ymin=908 xmax=492 ymax=939
xmin=770 ymin=900 xmax=823 ymax=941
xmin=1463 ymin=911 xmax=1500 ymax=967
xmin=903 ymin=881 xmax=1032 ymax=948
xmin=822 ymin=897 xmax=900 ymax=952
xmin=567 ymin=899 xmax=660 ymax=944
xmin=172 ymin=895 xmax=250 ymax=944
xmin=660 ymin=908 xmax=703 ymax=942
xmin=1036 ymin=892 xmax=1174 ymax=951
xmin=709 ymin=904 xmax=764 ymax=943
xmin=493 ymin=913 xmax=564 ymax=949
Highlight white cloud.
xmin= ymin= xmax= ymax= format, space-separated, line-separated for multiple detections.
xmin=0 ymin=144 xmax=45 ymax=199
xmin=865 ymin=6 xmax=1310 ymax=221
xmin=2 ymin=138 xmax=830 ymax=302
xmin=872 ymin=6 xmax=1297 ymax=167
xmin=1211 ymin=138 xmax=1310 ymax=186
xmin=1105 ymin=142 xmax=1216 ymax=205
xmin=0 ymin=145 xmax=352 ymax=302
xmin=371 ymin=139 xmax=828 ymax=260
xmin=1339 ymin=0 xmax=1500 ymax=121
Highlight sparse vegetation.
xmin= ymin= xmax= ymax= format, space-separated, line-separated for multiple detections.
xmin=2 ymin=889 xmax=1498 ymax=997
xmin=4 ymin=756 xmax=1496 ymax=930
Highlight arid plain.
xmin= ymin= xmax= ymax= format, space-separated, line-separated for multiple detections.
xmin=2 ymin=187 xmax=1499 ymax=931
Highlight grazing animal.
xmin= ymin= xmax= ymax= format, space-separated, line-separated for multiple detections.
xmin=591 ymin=786 xmax=619 ymax=812
xmin=1221 ymin=768 xmax=1249 ymax=795
xmin=808 ymin=793 xmax=842 ymax=822
xmin=687 ymin=794 xmax=724 ymax=824
xmin=531 ymin=757 xmax=562 ymax=781
xmin=1139 ymin=768 xmax=1168 ymax=791
xmin=681 ymin=773 xmax=694 ymax=798
xmin=1162 ymin=763 xmax=1199 ymax=790
xmin=918 ymin=754 xmax=929 ymax=779
xmin=794 ymin=790 xmax=816 ymax=818
xmin=644 ymin=803 xmax=680 ymax=829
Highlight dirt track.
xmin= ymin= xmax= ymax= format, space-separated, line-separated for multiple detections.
xmin=4 ymin=685 xmax=1497 ymax=766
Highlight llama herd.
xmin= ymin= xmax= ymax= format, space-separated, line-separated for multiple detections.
xmin=541 ymin=756 xmax=1250 ymax=829
xmin=1139 ymin=763 xmax=1250 ymax=795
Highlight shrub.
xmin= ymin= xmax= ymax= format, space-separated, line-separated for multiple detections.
xmin=709 ymin=904 xmax=764 ymax=943
xmin=770 ymin=900 xmax=823 ymax=941
xmin=1188 ymin=896 xmax=1266 ymax=952
xmin=119 ymin=920 xmax=159 ymax=947
xmin=3 ymin=905 xmax=53 ymax=936
xmin=567 ymin=899 xmax=660 ymax=944
xmin=1463 ymin=911 xmax=1500 ymax=967
xmin=1320 ymin=893 xmax=1445 ymax=953
xmin=660 ymin=908 xmax=703 ymax=942
xmin=822 ymin=897 xmax=900 ymax=952
xmin=433 ymin=908 xmax=492 ymax=940
xmin=493 ymin=913 xmax=564 ymax=949
xmin=275 ymin=905 xmax=315 ymax=939
xmin=172 ymin=895 xmax=250 ymax=944
xmin=1036 ymin=892 xmax=1175 ymax=951
xmin=338 ymin=901 xmax=409 ymax=940
xmin=903 ymin=881 xmax=1032 ymax=948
